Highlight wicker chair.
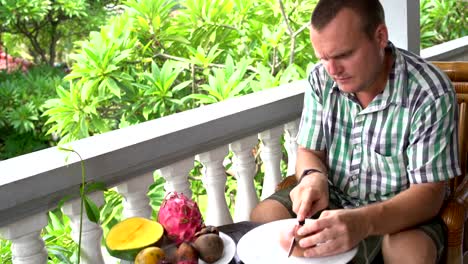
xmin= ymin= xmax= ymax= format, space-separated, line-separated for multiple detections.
xmin=275 ymin=61 xmax=468 ymax=264
xmin=433 ymin=61 xmax=467 ymax=264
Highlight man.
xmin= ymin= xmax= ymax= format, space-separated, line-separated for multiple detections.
xmin=250 ymin=0 xmax=460 ymax=263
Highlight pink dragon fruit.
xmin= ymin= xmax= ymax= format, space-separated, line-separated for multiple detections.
xmin=157 ymin=192 xmax=204 ymax=245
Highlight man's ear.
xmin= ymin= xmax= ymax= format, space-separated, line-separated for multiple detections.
xmin=375 ymin=24 xmax=388 ymax=48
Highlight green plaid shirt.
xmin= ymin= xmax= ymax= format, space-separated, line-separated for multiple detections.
xmin=297 ymin=42 xmax=461 ymax=206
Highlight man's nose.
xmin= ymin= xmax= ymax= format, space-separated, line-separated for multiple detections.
xmin=327 ymin=60 xmax=342 ymax=76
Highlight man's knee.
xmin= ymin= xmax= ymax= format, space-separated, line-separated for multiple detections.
xmin=250 ymin=199 xmax=292 ymax=223
xmin=382 ymin=229 xmax=437 ymax=264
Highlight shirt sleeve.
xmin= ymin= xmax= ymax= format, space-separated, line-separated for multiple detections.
xmin=296 ymin=67 xmax=327 ymax=151
xmin=407 ymin=91 xmax=461 ymax=183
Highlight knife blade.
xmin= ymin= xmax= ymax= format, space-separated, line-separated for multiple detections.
xmin=287 ymin=220 xmax=305 ymax=257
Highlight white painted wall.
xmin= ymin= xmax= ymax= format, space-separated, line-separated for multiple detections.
xmin=381 ymin=0 xmax=420 ymax=54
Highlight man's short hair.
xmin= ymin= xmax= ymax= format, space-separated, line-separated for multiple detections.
xmin=311 ymin=0 xmax=386 ymax=39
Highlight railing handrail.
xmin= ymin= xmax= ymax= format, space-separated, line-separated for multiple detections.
xmin=0 ymin=80 xmax=307 ymax=228
xmin=421 ymin=36 xmax=468 ymax=61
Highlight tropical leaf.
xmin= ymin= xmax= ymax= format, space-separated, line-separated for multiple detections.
xmin=84 ymin=196 xmax=100 ymax=224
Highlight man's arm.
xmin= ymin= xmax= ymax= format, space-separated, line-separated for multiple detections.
xmin=358 ymin=181 xmax=445 ymax=236
xmin=297 ymin=181 xmax=446 ymax=257
xmin=295 ymin=146 xmax=328 ymax=181
xmin=291 ymin=146 xmax=330 ymax=220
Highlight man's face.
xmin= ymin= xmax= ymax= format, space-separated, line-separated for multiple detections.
xmin=310 ymin=8 xmax=387 ymax=95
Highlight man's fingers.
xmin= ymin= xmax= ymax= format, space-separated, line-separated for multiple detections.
xmin=303 ymin=236 xmax=351 ymax=257
xmin=297 ymin=216 xmax=331 ymax=237
xmin=291 ymin=183 xmax=328 ymax=221
xmin=307 ymin=199 xmax=327 ymax=219
xmin=298 ymin=225 xmax=331 ymax=246
xmin=292 ymin=195 xmax=301 ymax=215
xmin=297 ymin=197 xmax=314 ymax=220
xmin=295 ymin=199 xmax=326 ymax=221
xmin=293 ymin=200 xmax=307 ymax=221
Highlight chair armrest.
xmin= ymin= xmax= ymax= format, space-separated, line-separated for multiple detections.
xmin=440 ymin=198 xmax=466 ymax=264
xmin=275 ymin=175 xmax=298 ymax=192
xmin=454 ymin=177 xmax=468 ymax=210
xmin=441 ymin=199 xmax=466 ymax=246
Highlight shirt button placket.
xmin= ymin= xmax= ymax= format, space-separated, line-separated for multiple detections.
xmin=350 ymin=116 xmax=364 ymax=175
xmin=348 ymin=114 xmax=364 ymax=197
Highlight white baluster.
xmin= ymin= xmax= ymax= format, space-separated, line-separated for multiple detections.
xmin=197 ymin=145 xmax=233 ymax=226
xmin=62 ymin=191 xmax=105 ymax=264
xmin=284 ymin=119 xmax=300 ymax=176
xmin=259 ymin=126 xmax=284 ymax=200
xmin=230 ymin=135 xmax=259 ymax=222
xmin=0 ymin=212 xmax=48 ymax=264
xmin=159 ymin=157 xmax=194 ymax=198
xmin=116 ymin=172 xmax=153 ymax=219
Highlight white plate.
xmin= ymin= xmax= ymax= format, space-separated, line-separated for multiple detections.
xmin=237 ymin=219 xmax=358 ymax=264
xmin=199 ymin=232 xmax=236 ymax=264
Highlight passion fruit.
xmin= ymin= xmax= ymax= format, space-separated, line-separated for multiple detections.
xmin=194 ymin=225 xmax=219 ymax=237
xmin=193 ymin=233 xmax=224 ymax=263
xmin=175 ymin=242 xmax=198 ymax=264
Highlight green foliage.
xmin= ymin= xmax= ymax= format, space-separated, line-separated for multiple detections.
xmin=250 ymin=63 xmax=309 ymax=92
xmin=140 ymin=61 xmax=191 ymax=118
xmin=126 ymin=0 xmax=185 ymax=54
xmin=0 ymin=238 xmax=12 ymax=264
xmin=187 ymin=56 xmax=255 ymax=104
xmin=0 ymin=65 xmax=66 ymax=159
xmin=0 ymin=0 xmax=121 ymax=65
xmin=43 ymin=0 xmax=317 ymax=144
xmin=44 ymin=209 xmax=77 ymax=264
xmin=100 ymin=189 xmax=124 ymax=236
xmin=148 ymin=173 xmax=167 ymax=219
xmin=420 ymin=0 xmax=467 ymax=49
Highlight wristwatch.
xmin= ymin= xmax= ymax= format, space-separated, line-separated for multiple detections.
xmin=299 ymin=168 xmax=325 ymax=183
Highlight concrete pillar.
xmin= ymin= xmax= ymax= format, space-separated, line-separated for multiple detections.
xmin=381 ymin=0 xmax=420 ymax=54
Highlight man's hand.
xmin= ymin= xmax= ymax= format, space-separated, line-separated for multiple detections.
xmin=290 ymin=173 xmax=329 ymax=221
xmin=296 ymin=209 xmax=369 ymax=257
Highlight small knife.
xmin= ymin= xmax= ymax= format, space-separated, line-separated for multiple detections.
xmin=287 ymin=219 xmax=305 ymax=257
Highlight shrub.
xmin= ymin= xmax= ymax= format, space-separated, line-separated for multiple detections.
xmin=0 ymin=66 xmax=66 ymax=159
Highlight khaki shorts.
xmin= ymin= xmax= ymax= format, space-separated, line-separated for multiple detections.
xmin=267 ymin=184 xmax=446 ymax=263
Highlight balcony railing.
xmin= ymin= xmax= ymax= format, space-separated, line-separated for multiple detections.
xmin=1 ymin=38 xmax=467 ymax=264
xmin=0 ymin=79 xmax=306 ymax=263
